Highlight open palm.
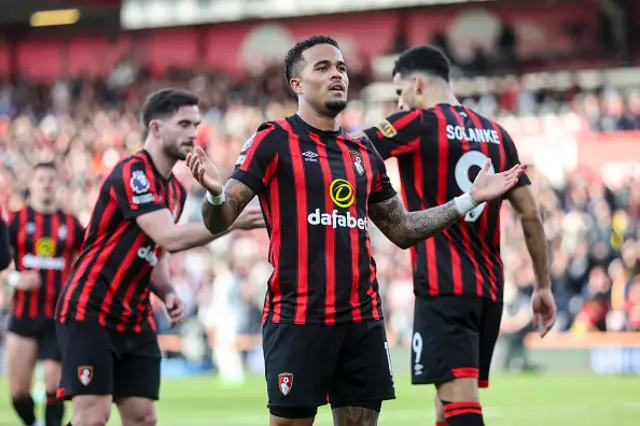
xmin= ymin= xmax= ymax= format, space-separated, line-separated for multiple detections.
xmin=186 ymin=147 xmax=223 ymax=195
xmin=470 ymin=159 xmax=525 ymax=203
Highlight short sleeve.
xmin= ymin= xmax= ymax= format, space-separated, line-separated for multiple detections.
xmin=72 ymin=216 xmax=85 ymax=250
xmin=362 ymin=109 xmax=424 ymax=159
xmin=112 ymin=159 xmax=167 ymax=220
xmin=230 ymin=123 xmax=280 ymax=195
xmin=499 ymin=126 xmax=531 ymax=192
xmin=368 ymin=147 xmax=397 ymax=204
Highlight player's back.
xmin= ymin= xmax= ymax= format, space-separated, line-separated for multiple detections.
xmin=365 ymin=104 xmax=529 ymax=302
xmin=56 ymin=149 xmax=186 ymax=333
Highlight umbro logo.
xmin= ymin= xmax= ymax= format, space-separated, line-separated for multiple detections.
xmin=302 ymin=151 xmax=318 ymax=162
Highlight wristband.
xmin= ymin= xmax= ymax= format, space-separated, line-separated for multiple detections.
xmin=453 ymin=192 xmax=479 ymax=216
xmin=206 ymin=191 xmax=225 ymax=205
xmin=8 ymin=271 xmax=20 ymax=288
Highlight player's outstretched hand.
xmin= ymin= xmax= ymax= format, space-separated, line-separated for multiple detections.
xmin=14 ymin=270 xmax=41 ymax=290
xmin=232 ymin=205 xmax=266 ymax=230
xmin=186 ymin=147 xmax=223 ymax=195
xmin=470 ymin=159 xmax=525 ymax=203
xmin=531 ymin=288 xmax=557 ymax=338
xmin=164 ymin=293 xmax=185 ymax=328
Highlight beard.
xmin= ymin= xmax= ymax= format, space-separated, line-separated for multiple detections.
xmin=165 ymin=142 xmax=190 ymax=161
xmin=324 ymin=99 xmax=348 ymax=114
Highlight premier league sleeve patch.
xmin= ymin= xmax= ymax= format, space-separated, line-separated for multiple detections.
xmin=130 ymin=170 xmax=151 ymax=194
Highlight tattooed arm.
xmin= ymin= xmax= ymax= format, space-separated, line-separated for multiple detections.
xmin=369 ymin=195 xmax=461 ymax=250
xmin=201 ymin=178 xmax=257 ymax=235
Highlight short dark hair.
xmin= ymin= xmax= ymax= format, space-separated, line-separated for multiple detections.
xmin=392 ymin=45 xmax=451 ymax=82
xmin=284 ymin=35 xmax=340 ymax=84
xmin=141 ymin=88 xmax=199 ymax=131
xmin=33 ymin=162 xmax=57 ymax=173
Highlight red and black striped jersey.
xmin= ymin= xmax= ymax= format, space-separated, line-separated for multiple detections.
xmin=7 ymin=206 xmax=84 ymax=319
xmin=56 ymin=149 xmax=187 ymax=333
xmin=363 ymin=104 xmax=530 ymax=302
xmin=232 ymin=114 xmax=397 ymax=325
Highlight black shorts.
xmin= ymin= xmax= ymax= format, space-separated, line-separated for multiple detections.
xmin=8 ymin=315 xmax=61 ymax=361
xmin=411 ymin=296 xmax=502 ymax=388
xmin=263 ymin=320 xmax=395 ymax=414
xmin=56 ymin=320 xmax=162 ymax=401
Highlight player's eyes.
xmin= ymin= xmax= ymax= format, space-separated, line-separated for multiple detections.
xmin=338 ymin=66 xmax=347 ymax=72
xmin=317 ymin=66 xmax=328 ymax=71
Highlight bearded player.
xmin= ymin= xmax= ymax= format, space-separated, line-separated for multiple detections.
xmin=354 ymin=45 xmax=557 ymax=426
xmin=55 ymin=88 xmax=264 ymax=426
xmin=187 ymin=36 xmax=524 ymax=426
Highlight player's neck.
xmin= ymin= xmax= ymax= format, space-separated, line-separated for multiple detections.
xmin=421 ymin=88 xmax=460 ymax=109
xmin=296 ymin=107 xmax=340 ymax=132
xmin=30 ymin=200 xmax=56 ymax=214
xmin=144 ymin=140 xmax=176 ymax=179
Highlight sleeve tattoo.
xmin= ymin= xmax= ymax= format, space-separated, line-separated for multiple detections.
xmin=201 ymin=178 xmax=256 ymax=235
xmin=368 ymin=195 xmax=461 ymax=249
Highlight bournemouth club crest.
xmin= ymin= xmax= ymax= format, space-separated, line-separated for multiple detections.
xmin=77 ymin=366 xmax=93 ymax=386
xmin=278 ymin=372 xmax=293 ymax=396
xmin=350 ymin=151 xmax=365 ymax=176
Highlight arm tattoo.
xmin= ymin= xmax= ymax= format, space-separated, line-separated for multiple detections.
xmin=332 ymin=407 xmax=379 ymax=426
xmin=201 ymin=179 xmax=255 ymax=235
xmin=368 ymin=195 xmax=461 ymax=249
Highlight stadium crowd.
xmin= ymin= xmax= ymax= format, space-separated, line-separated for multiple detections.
xmin=0 ymin=65 xmax=639 ymax=375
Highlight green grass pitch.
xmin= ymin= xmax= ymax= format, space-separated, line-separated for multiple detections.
xmin=0 ymin=373 xmax=638 ymax=425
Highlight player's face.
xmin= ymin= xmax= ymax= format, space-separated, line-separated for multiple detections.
xmin=157 ymin=105 xmax=201 ymax=161
xmin=393 ymin=72 xmax=421 ymax=110
xmin=30 ymin=167 xmax=58 ymax=205
xmin=293 ymin=44 xmax=349 ymax=116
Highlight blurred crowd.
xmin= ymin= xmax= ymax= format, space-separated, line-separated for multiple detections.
xmin=0 ymin=64 xmax=639 ymax=378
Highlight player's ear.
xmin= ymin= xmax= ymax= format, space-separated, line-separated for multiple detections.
xmin=290 ymin=77 xmax=303 ymax=95
xmin=412 ymin=75 xmax=425 ymax=95
xmin=148 ymin=119 xmax=161 ymax=137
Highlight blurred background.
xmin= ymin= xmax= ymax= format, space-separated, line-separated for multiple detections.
xmin=0 ymin=0 xmax=639 ymax=425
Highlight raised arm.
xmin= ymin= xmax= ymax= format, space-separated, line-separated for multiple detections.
xmin=188 ymin=123 xmax=280 ymax=235
xmin=369 ymin=195 xmax=460 ymax=249
xmin=369 ymin=159 xmax=524 ymax=249
xmin=200 ymin=178 xmax=257 ymax=235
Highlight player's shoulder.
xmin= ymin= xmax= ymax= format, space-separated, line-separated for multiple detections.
xmin=107 ymin=150 xmax=155 ymax=184
xmin=239 ymin=120 xmax=287 ymax=155
xmin=7 ymin=206 xmax=28 ymax=222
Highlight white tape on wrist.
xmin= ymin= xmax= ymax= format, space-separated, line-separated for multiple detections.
xmin=206 ymin=191 xmax=225 ymax=206
xmin=8 ymin=271 xmax=20 ymax=288
xmin=453 ymin=192 xmax=479 ymax=216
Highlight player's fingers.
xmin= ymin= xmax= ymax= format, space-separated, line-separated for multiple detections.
xmin=186 ymin=153 xmax=193 ymax=167
xmin=194 ymin=146 xmax=206 ymax=158
xmin=482 ymin=158 xmax=491 ymax=172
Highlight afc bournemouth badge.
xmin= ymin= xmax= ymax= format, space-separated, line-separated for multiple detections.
xmin=77 ymin=366 xmax=94 ymax=387
xmin=350 ymin=151 xmax=365 ymax=176
xmin=278 ymin=372 xmax=293 ymax=396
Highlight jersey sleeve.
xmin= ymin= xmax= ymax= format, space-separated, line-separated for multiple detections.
xmin=112 ymin=159 xmax=167 ymax=220
xmin=230 ymin=123 xmax=280 ymax=195
xmin=368 ymin=146 xmax=397 ymax=204
xmin=362 ymin=109 xmax=424 ymax=159
xmin=500 ymin=126 xmax=531 ymax=192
